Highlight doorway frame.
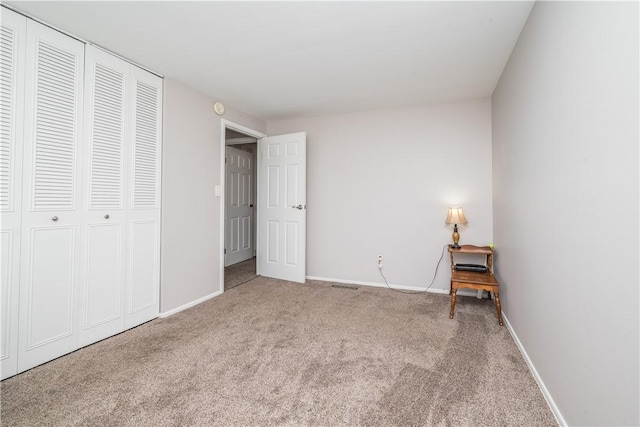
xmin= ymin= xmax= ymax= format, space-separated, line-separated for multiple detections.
xmin=220 ymin=119 xmax=266 ymax=292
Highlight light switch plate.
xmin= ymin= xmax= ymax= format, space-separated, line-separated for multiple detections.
xmin=214 ymin=185 xmax=221 ymax=197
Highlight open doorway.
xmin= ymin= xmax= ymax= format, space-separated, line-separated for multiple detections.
xmin=220 ymin=120 xmax=307 ymax=290
xmin=221 ymin=121 xmax=265 ymax=291
xmin=224 ymin=129 xmax=256 ymax=290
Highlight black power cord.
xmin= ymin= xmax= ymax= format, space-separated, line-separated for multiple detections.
xmin=378 ymin=244 xmax=449 ymax=294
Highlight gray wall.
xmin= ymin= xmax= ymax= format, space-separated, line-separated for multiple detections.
xmin=268 ymin=98 xmax=493 ymax=291
xmin=161 ymin=78 xmax=266 ymax=314
xmin=492 ymin=2 xmax=639 ymax=426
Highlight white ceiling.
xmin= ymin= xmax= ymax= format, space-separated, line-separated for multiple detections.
xmin=6 ymin=1 xmax=534 ymax=120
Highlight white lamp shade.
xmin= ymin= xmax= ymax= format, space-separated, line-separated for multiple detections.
xmin=446 ymin=207 xmax=468 ymax=225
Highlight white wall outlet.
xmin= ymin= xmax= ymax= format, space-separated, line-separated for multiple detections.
xmin=378 ymin=255 xmax=383 ymax=268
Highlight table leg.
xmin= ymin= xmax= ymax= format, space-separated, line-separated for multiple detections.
xmin=449 ymin=288 xmax=457 ymax=319
xmin=494 ymin=289 xmax=504 ymax=326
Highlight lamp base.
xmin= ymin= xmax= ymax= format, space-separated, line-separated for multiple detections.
xmin=451 ymin=224 xmax=460 ymax=249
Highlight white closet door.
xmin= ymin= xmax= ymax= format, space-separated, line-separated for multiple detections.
xmin=0 ymin=9 xmax=26 ymax=380
xmin=18 ymin=19 xmax=84 ymax=372
xmin=78 ymin=46 xmax=128 ymax=346
xmin=125 ymin=66 xmax=161 ymax=329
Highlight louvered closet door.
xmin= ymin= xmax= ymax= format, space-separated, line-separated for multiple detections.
xmin=18 ymin=20 xmax=84 ymax=372
xmin=78 ymin=46 xmax=128 ymax=347
xmin=0 ymin=8 xmax=26 ymax=380
xmin=125 ymin=66 xmax=162 ymax=329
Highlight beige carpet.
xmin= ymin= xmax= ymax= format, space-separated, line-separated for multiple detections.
xmin=1 ymin=277 xmax=556 ymax=426
xmin=225 ymin=257 xmax=257 ymax=291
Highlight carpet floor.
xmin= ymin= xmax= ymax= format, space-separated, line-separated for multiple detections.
xmin=0 ymin=277 xmax=556 ymax=426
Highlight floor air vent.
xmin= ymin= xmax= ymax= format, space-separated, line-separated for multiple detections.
xmin=331 ymin=285 xmax=359 ymax=290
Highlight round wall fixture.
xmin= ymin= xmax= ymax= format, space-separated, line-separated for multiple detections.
xmin=213 ymin=101 xmax=225 ymax=115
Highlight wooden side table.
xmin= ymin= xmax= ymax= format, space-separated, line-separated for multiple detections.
xmin=448 ymin=245 xmax=503 ymax=326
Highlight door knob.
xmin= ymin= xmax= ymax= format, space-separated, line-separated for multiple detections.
xmin=104 ymin=214 xmax=110 ymax=219
xmin=292 ymin=205 xmax=305 ymax=210
xmin=250 ymin=204 xmax=254 ymax=208
xmin=52 ymin=216 xmax=58 ymax=222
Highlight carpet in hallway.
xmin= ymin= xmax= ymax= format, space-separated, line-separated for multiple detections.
xmin=225 ymin=257 xmax=257 ymax=290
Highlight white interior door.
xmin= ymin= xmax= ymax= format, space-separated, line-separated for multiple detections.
xmin=258 ymin=133 xmax=306 ymax=283
xmin=225 ymin=146 xmax=255 ymax=266
xmin=0 ymin=8 xmax=26 ymax=380
xmin=79 ymin=46 xmax=128 ymax=346
xmin=18 ymin=19 xmax=85 ymax=372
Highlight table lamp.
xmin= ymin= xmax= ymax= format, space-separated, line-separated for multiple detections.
xmin=446 ymin=207 xmax=467 ymax=249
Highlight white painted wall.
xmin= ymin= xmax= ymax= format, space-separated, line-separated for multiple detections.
xmin=161 ymin=78 xmax=266 ymax=314
xmin=267 ymin=99 xmax=493 ymax=291
xmin=492 ymin=2 xmax=639 ymax=426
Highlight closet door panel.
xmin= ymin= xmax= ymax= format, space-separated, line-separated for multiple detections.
xmin=1 ymin=230 xmax=15 ymax=363
xmin=18 ymin=19 xmax=84 ymax=372
xmin=0 ymin=8 xmax=26 ymax=380
xmin=129 ymin=220 xmax=158 ymax=310
xmin=83 ymin=223 xmax=123 ymax=327
xmin=26 ymin=226 xmax=75 ymax=345
xmin=79 ymin=46 xmax=127 ymax=346
xmin=125 ymin=67 xmax=161 ymax=329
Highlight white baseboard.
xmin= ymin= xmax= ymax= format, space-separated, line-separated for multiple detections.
xmin=502 ymin=313 xmax=567 ymax=426
xmin=305 ymin=275 xmax=478 ymax=297
xmin=159 ymin=290 xmax=223 ymax=318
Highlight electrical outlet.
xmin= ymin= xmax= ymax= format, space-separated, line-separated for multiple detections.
xmin=378 ymin=255 xmax=383 ymax=268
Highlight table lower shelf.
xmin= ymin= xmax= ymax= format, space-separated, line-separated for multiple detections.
xmin=449 ymin=271 xmax=503 ymax=326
